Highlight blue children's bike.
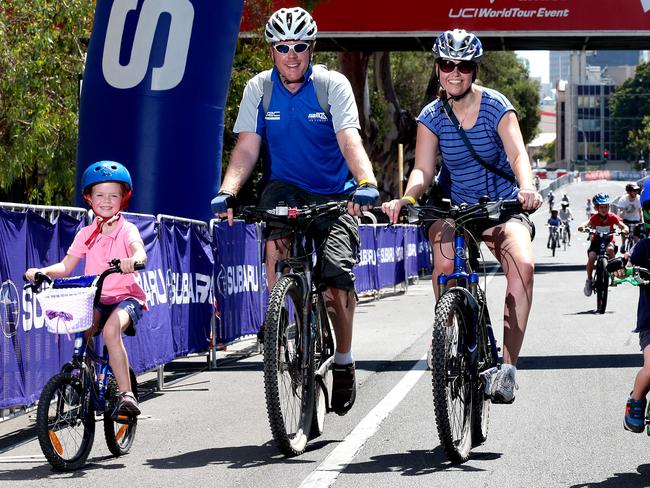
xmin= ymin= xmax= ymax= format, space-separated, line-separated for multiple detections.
xmin=26 ymin=259 xmax=144 ymax=471
xmin=406 ymin=197 xmax=529 ymax=463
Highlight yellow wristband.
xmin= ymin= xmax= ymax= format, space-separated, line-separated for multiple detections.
xmin=357 ymin=178 xmax=369 ymax=186
xmin=403 ymin=195 xmax=417 ymax=205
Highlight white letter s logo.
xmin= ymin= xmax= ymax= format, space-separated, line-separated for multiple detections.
xmin=102 ymin=0 xmax=194 ymax=90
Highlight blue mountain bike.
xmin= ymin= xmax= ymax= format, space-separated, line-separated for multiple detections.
xmin=406 ymin=197 xmax=527 ymax=463
xmin=26 ymin=259 xmax=144 ymax=471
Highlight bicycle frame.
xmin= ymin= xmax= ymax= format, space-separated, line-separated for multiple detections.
xmin=436 ymin=228 xmax=498 ymax=379
xmin=67 ymin=332 xmax=113 ymax=414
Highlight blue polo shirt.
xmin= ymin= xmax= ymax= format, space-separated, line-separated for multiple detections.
xmin=233 ymin=65 xmax=360 ymax=195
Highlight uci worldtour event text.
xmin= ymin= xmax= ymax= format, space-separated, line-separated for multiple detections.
xmin=449 ymin=6 xmax=570 ymax=18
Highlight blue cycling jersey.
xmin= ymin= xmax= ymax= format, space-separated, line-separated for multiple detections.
xmin=631 ymin=238 xmax=650 ymax=332
xmin=233 ymin=65 xmax=360 ymax=195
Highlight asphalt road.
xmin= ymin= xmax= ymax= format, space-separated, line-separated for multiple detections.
xmin=1 ymin=179 xmax=648 ymax=488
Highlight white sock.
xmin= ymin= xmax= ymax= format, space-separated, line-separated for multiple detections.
xmin=501 ymin=363 xmax=517 ymax=376
xmin=334 ymin=350 xmax=353 ymax=365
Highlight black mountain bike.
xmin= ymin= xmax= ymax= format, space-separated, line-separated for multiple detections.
xmin=580 ymin=228 xmax=622 ymax=314
xmin=405 ymin=198 xmax=527 ymax=463
xmin=26 ymin=259 xmax=144 ymax=471
xmin=238 ymin=202 xmax=340 ymax=456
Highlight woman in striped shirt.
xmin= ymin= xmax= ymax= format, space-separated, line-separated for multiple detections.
xmin=383 ymin=29 xmax=542 ymax=404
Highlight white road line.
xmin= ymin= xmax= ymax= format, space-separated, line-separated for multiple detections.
xmin=298 ymin=354 xmax=428 ymax=488
xmin=0 ymin=454 xmax=46 ymax=462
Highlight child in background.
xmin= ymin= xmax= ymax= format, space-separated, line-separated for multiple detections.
xmin=25 ymin=161 xmax=147 ymax=418
xmin=547 ymin=209 xmax=561 ymax=249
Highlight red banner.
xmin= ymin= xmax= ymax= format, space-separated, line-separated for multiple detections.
xmin=242 ymin=0 xmax=650 ymax=33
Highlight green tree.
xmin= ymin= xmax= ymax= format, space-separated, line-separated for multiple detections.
xmin=0 ymin=1 xmax=94 ymax=205
xmin=610 ymin=62 xmax=650 ymax=161
xmin=627 ymin=114 xmax=650 ymax=164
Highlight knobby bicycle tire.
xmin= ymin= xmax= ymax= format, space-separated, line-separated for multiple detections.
xmin=431 ymin=289 xmax=473 ymax=463
xmin=471 ymin=288 xmax=493 ymax=446
xmin=263 ymin=275 xmax=314 ymax=456
xmin=596 ymin=257 xmax=609 ymax=314
xmin=36 ymin=372 xmax=95 ymax=471
xmin=104 ymin=367 xmax=139 ymax=456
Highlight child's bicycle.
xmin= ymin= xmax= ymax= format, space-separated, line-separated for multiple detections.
xmin=580 ymin=228 xmax=624 ymax=314
xmin=548 ymin=224 xmax=560 ymax=256
xmin=25 ymin=259 xmax=144 ymax=471
xmin=404 ymin=197 xmax=529 ymax=463
xmin=236 ymin=201 xmax=341 ymax=457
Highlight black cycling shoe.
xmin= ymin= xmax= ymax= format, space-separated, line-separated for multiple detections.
xmin=331 ymin=363 xmax=356 ymax=416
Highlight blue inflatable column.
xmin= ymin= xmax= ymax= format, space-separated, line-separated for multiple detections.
xmin=77 ymin=0 xmax=244 ymax=221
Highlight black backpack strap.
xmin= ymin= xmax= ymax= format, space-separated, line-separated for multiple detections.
xmin=441 ymin=100 xmax=516 ymax=183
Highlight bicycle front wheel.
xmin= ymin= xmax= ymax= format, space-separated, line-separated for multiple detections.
xmin=595 ymin=257 xmax=609 ymax=314
xmin=104 ymin=367 xmax=138 ymax=456
xmin=263 ymin=275 xmax=314 ymax=456
xmin=472 ymin=288 xmax=494 ymax=446
xmin=431 ymin=289 xmax=473 ymax=463
xmin=36 ymin=372 xmax=95 ymax=471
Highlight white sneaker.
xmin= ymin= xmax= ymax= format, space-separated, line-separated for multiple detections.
xmin=491 ymin=367 xmax=517 ymax=404
xmin=583 ymin=279 xmax=593 ymax=297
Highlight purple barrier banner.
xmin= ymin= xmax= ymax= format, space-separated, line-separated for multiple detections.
xmin=0 ymin=210 xmax=84 ymax=409
xmin=212 ymin=221 xmax=266 ymax=344
xmin=376 ymin=225 xmax=405 ymax=289
xmin=124 ymin=214 xmax=175 ymax=374
xmin=353 ymin=225 xmax=378 ymax=293
xmin=417 ymin=227 xmax=432 ymax=272
xmin=159 ymin=218 xmax=214 ymax=356
xmin=404 ymin=225 xmax=419 ymax=277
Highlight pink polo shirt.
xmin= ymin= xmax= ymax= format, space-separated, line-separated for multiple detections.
xmin=68 ymin=215 xmax=147 ymax=306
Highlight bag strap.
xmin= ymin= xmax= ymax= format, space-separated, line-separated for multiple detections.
xmin=262 ymin=66 xmax=331 ymax=118
xmin=441 ymin=100 xmax=516 ymax=183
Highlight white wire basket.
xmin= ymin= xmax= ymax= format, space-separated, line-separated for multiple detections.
xmin=36 ymin=286 xmax=96 ymax=335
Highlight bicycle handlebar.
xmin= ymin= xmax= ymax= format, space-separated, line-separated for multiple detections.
xmin=235 ymin=201 xmax=348 ymax=225
xmin=24 ymin=259 xmax=145 ymax=293
xmin=402 ymin=198 xmax=528 ymax=225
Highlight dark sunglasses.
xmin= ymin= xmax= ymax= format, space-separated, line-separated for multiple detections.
xmin=438 ymin=59 xmax=476 ymax=74
xmin=273 ymin=42 xmax=311 ymax=55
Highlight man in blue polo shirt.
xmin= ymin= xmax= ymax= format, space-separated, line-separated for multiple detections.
xmin=212 ymin=7 xmax=378 ymax=418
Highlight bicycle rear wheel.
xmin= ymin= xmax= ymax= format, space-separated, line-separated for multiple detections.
xmin=595 ymin=257 xmax=609 ymax=314
xmin=431 ymin=289 xmax=473 ymax=463
xmin=36 ymin=372 xmax=95 ymax=471
xmin=104 ymin=367 xmax=138 ymax=456
xmin=263 ymin=275 xmax=314 ymax=456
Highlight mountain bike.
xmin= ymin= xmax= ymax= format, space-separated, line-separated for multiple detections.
xmin=238 ymin=202 xmax=340 ymax=456
xmin=548 ymin=224 xmax=560 ymax=256
xmin=580 ymin=228 xmax=622 ymax=314
xmin=25 ymin=259 xmax=144 ymax=471
xmin=405 ymin=197 xmax=527 ymax=463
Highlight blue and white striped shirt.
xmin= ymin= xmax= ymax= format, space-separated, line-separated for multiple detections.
xmin=418 ymin=88 xmax=519 ymax=204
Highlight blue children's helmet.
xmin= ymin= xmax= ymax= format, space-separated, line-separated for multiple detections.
xmin=592 ymin=192 xmax=611 ymax=206
xmin=641 ymin=180 xmax=650 ymax=209
xmin=81 ymin=161 xmax=133 ymax=195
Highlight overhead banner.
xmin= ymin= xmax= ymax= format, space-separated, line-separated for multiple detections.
xmin=77 ymin=0 xmax=245 ymax=221
xmin=243 ymin=0 xmax=650 ymax=32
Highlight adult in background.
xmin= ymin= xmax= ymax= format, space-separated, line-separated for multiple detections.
xmin=382 ymin=29 xmax=542 ymax=404
xmin=211 ymin=7 xmax=379 ymax=416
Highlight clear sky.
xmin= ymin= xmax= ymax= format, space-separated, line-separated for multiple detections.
xmin=516 ymin=50 xmax=549 ymax=84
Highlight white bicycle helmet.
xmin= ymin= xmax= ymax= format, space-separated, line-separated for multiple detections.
xmin=432 ymin=29 xmax=483 ymax=63
xmin=265 ymin=7 xmax=317 ymax=43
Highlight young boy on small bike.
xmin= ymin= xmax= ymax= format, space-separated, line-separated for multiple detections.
xmin=25 ymin=161 xmax=147 ymax=418
xmin=577 ymin=193 xmax=628 ymax=297
xmin=547 ymin=209 xmax=561 ymax=249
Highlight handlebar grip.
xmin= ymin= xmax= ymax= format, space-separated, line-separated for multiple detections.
xmin=134 ymin=262 xmax=145 ymax=271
